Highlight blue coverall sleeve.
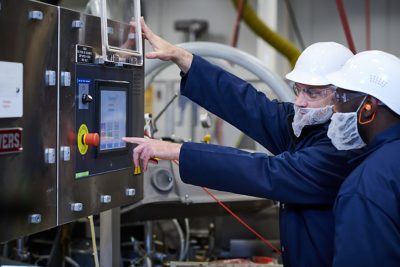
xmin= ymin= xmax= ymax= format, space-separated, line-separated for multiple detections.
xmin=181 ymin=55 xmax=293 ymax=155
xmin=333 ymin=194 xmax=400 ymax=267
xmin=179 ymin=141 xmax=351 ymax=204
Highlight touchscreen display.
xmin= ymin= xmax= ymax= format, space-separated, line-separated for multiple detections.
xmin=99 ymin=89 xmax=127 ymax=151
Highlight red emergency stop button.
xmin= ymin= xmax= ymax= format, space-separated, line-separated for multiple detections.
xmin=83 ymin=133 xmax=100 ymax=146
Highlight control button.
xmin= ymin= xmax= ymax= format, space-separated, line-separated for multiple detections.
xmin=134 ymin=166 xmax=141 ymax=175
xmin=82 ymin=94 xmax=93 ymax=104
xmin=83 ymin=133 xmax=99 ymax=147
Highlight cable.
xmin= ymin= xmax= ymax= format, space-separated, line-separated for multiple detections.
xmin=172 ymin=219 xmax=186 ymax=261
xmin=201 ymin=187 xmax=281 ymax=255
xmin=284 ymin=0 xmax=305 ymax=50
xmin=88 ymin=215 xmax=100 ymax=267
xmin=136 ymin=136 xmax=282 ymax=254
xmin=183 ymin=218 xmax=190 ymax=259
xmin=171 ymin=159 xmax=281 ymax=254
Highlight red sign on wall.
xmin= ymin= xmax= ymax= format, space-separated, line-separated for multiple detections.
xmin=0 ymin=128 xmax=23 ymax=155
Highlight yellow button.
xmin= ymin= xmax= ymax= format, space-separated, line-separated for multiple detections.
xmin=134 ymin=166 xmax=141 ymax=175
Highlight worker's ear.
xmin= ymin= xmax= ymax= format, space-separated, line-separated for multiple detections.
xmin=359 ymin=96 xmax=378 ymax=125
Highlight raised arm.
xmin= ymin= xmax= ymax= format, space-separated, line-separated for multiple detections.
xmin=142 ymin=18 xmax=293 ymax=154
xmin=181 ymin=55 xmax=294 ymax=154
xmin=141 ymin=17 xmax=193 ymax=73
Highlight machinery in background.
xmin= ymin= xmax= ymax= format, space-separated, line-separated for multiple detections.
xmin=0 ymin=1 xmax=287 ymax=266
xmin=115 ymin=41 xmax=292 ymax=267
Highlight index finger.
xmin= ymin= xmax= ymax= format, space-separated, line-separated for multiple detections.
xmin=122 ymin=137 xmax=146 ymax=144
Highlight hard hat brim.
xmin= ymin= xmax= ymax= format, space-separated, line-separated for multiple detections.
xmin=286 ymin=69 xmax=331 ymax=86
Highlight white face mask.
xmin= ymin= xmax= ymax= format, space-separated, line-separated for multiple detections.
xmin=292 ymin=105 xmax=334 ymax=137
xmin=327 ymin=98 xmax=367 ymax=150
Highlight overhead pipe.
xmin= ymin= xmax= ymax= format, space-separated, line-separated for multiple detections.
xmin=144 ymin=42 xmax=294 ymax=103
xmin=231 ymin=0 xmax=301 ymax=68
xmin=335 ymin=0 xmax=357 ymax=53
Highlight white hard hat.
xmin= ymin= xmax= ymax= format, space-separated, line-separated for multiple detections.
xmin=327 ymin=50 xmax=400 ymax=115
xmin=285 ymin=42 xmax=354 ymax=86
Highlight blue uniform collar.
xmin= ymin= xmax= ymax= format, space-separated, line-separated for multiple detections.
xmin=349 ymin=123 xmax=400 ymax=163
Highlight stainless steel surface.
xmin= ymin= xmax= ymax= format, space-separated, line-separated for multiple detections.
xmin=0 ymin=0 xmax=144 ymax=242
xmin=0 ymin=0 xmax=58 ymax=242
xmin=58 ymin=7 xmax=144 ymax=225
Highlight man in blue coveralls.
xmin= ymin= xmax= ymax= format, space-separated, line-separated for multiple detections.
xmin=123 ymin=18 xmax=365 ymax=266
xmin=325 ymin=50 xmax=400 ymax=266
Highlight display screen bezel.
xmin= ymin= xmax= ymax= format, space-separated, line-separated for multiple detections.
xmin=95 ymin=80 xmax=130 ymax=156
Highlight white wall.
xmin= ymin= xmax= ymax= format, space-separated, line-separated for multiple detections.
xmin=289 ymin=0 xmax=400 ymax=55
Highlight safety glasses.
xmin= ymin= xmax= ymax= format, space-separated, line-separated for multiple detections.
xmin=293 ymin=83 xmax=336 ymax=102
xmin=334 ymin=89 xmax=367 ymax=104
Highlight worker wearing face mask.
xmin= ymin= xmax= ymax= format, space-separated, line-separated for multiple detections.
xmin=124 ymin=18 xmax=366 ymax=267
xmin=326 ymin=50 xmax=400 ymax=266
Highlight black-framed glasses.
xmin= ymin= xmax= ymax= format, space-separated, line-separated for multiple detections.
xmin=293 ymin=83 xmax=336 ymax=102
xmin=334 ymin=89 xmax=367 ymax=104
